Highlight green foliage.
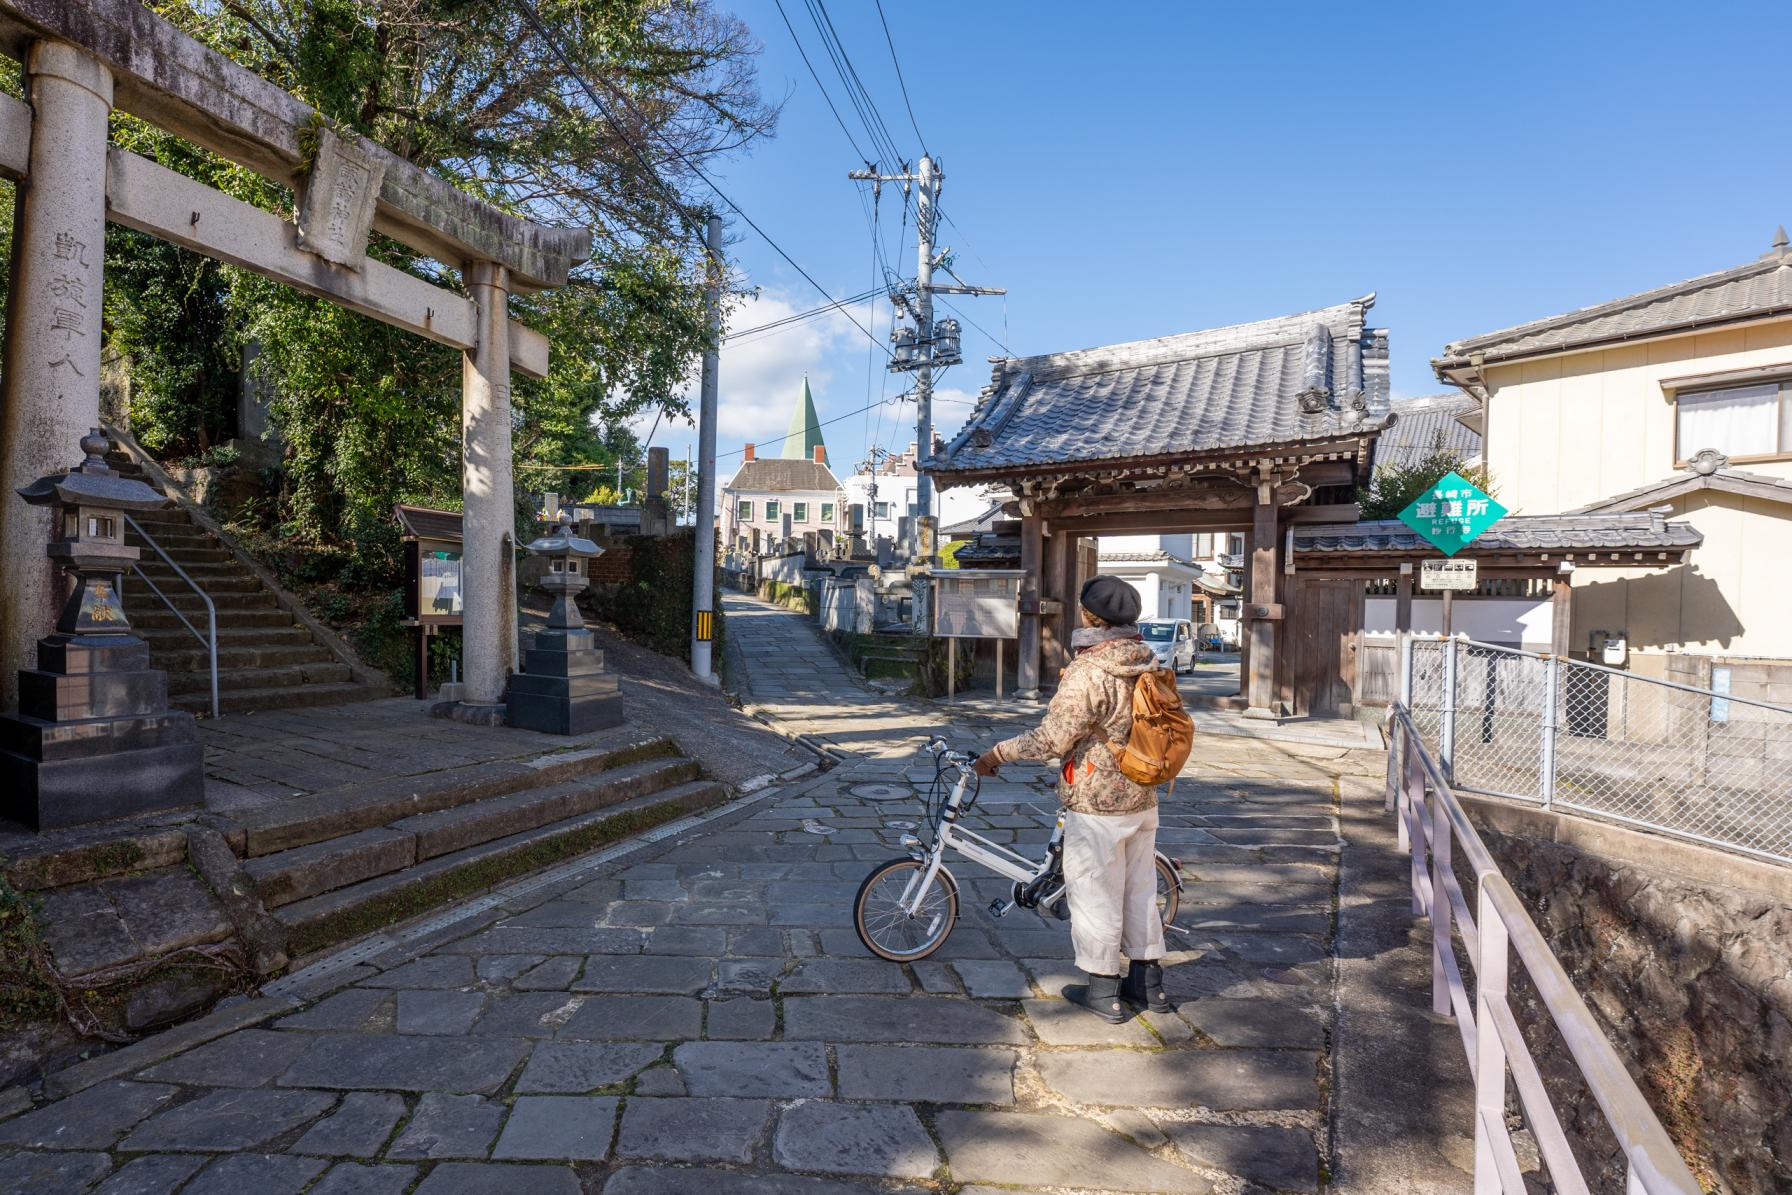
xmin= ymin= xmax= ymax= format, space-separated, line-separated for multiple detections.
xmin=1357 ymin=443 xmax=1495 ymax=521
xmin=938 ymin=539 xmax=965 ymax=569
xmin=0 ymin=876 xmax=57 ymax=1031
xmin=584 ymin=531 xmax=721 ymax=663
xmin=97 ymin=0 xmax=770 ymax=652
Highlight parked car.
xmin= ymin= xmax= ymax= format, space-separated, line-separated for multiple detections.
xmin=1139 ymin=618 xmax=1196 ymax=673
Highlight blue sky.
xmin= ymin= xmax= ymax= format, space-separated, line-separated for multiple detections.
xmin=665 ymin=1 xmax=1792 ymax=475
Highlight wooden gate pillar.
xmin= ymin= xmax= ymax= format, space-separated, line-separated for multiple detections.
xmin=1243 ymin=489 xmax=1282 ymax=719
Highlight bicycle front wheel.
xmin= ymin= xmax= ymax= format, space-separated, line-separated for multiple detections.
xmin=854 ymin=858 xmax=959 ymax=962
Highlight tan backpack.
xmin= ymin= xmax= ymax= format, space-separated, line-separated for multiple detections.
xmin=1107 ymin=668 xmax=1194 ymax=786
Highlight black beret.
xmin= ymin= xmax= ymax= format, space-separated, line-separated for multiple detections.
xmin=1080 ymin=574 xmax=1142 ymax=626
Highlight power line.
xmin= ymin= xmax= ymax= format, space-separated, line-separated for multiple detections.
xmin=724 ymin=287 xmax=881 ymax=340
xmin=771 ymin=0 xmax=872 ymax=165
xmin=805 ymin=0 xmax=906 ymax=167
xmin=872 ymin=0 xmax=927 ymax=150
xmin=512 ymin=0 xmax=891 ymax=359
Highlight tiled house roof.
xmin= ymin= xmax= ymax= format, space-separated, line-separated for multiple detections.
xmin=932 ymin=296 xmax=1390 ymax=478
xmin=1373 ymin=394 xmax=1482 ymax=471
xmin=1292 ymin=513 xmax=1702 ymax=557
xmin=724 ymin=459 xmax=841 ymax=494
xmin=1569 ymin=453 xmax=1792 ymax=514
xmin=1435 ymin=230 xmax=1792 ymax=370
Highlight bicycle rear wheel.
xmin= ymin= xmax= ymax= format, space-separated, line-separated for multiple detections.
xmin=1154 ymin=854 xmax=1181 ymax=926
xmin=854 ymin=858 xmax=959 ymax=962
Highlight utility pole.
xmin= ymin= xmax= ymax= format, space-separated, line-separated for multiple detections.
xmin=690 ymin=213 xmax=723 ymax=684
xmin=848 ymin=157 xmax=1003 ymax=563
xmin=912 ymin=154 xmax=937 ymax=523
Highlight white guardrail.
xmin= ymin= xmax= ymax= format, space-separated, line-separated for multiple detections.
xmin=1384 ymin=699 xmax=1702 ymax=1194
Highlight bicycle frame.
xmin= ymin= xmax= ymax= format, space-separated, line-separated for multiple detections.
xmin=897 ymin=742 xmax=1184 ymax=926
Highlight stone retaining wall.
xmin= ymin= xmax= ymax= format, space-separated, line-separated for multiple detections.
xmin=1465 ymin=799 xmax=1791 ymax=1194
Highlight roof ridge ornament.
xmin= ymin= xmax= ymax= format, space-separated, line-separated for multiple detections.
xmin=1297 ymin=323 xmax=1332 ymax=414
xmin=1687 ymin=448 xmax=1729 ymax=476
xmin=1771 ymin=225 xmax=1791 ymax=262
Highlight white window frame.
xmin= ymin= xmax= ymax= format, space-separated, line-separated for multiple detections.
xmin=821 ymin=502 xmax=834 ymax=523
xmin=764 ymin=499 xmax=781 ymax=521
xmin=737 ymin=500 xmax=753 ymax=522
xmin=793 ymin=502 xmax=809 ymax=523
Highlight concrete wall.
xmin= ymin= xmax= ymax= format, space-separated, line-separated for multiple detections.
xmin=1464 ymin=799 xmax=1792 ymax=1195
xmin=1479 ymin=316 xmax=1792 ymax=658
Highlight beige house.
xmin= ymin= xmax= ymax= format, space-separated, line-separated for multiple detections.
xmin=720 ymin=445 xmax=845 ymax=557
xmin=1434 ymin=228 xmax=1792 ymax=660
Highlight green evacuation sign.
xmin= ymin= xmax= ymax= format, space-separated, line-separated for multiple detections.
xmin=1397 ymin=471 xmax=1506 ymax=557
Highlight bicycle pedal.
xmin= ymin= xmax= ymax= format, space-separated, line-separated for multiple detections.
xmin=987 ymin=899 xmax=1008 ymax=918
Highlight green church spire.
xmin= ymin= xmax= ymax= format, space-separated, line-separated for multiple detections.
xmin=778 ymin=376 xmax=827 ymax=465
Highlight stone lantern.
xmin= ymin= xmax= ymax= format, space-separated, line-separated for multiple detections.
xmin=0 ymin=430 xmax=203 ymax=830
xmin=503 ymin=512 xmax=622 ymax=735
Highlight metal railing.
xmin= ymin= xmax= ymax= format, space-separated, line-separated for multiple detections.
xmin=125 ymin=513 xmax=218 ymax=719
xmin=1384 ymin=703 xmax=1703 ymax=1195
xmin=1406 ymin=635 xmax=1792 ymax=867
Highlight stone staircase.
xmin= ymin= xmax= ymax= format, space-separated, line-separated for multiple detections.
xmin=106 ymin=451 xmax=383 ymax=716
xmin=231 ymin=733 xmax=727 ymax=958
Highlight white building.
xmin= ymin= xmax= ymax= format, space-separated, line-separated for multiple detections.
xmin=1099 ymin=532 xmax=1243 ymax=641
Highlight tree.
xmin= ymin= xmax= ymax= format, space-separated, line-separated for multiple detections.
xmin=1356 ymin=438 xmax=1496 ymax=521
xmin=90 ymin=0 xmax=771 ymax=573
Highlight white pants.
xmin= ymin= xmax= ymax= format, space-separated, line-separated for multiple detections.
xmin=1063 ymin=807 xmax=1166 ymax=976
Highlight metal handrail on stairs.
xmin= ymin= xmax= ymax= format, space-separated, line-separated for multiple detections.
xmin=124 ymin=513 xmax=219 ymax=719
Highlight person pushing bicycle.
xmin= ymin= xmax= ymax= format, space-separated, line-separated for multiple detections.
xmin=972 ymin=575 xmax=1174 ymax=1023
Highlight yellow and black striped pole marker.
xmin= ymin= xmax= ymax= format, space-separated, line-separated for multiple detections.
xmin=694 ymin=609 xmax=714 ymax=642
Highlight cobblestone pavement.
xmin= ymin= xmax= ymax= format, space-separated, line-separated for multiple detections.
xmin=0 ymin=594 xmax=1470 ymax=1194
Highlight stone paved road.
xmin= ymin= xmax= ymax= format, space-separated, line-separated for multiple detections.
xmin=0 ymin=594 xmax=1473 ymax=1194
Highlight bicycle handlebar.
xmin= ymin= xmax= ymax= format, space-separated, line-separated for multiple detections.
xmin=926 ymin=737 xmax=975 ymax=768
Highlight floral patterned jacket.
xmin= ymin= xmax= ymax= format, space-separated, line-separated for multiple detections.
xmin=992 ymin=637 xmax=1160 ymax=815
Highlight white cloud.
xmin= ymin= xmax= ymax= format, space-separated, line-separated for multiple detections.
xmin=633 ymin=289 xmax=876 ymax=457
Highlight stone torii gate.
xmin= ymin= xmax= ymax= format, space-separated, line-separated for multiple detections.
xmin=0 ymin=0 xmax=591 ymax=713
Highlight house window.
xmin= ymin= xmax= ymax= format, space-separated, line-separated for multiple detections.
xmin=793 ymin=502 xmax=809 ymax=523
xmin=737 ymin=500 xmax=753 ymax=522
xmin=874 ymin=502 xmax=891 ymax=519
xmin=764 ymin=499 xmax=781 ymax=521
xmin=821 ymin=503 xmax=834 ymax=523
xmin=1676 ymin=381 xmax=1792 ymax=461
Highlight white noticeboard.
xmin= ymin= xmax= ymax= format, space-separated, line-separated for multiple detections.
xmin=1420 ymin=559 xmax=1477 ymax=591
xmin=932 ymin=570 xmax=1022 ymax=639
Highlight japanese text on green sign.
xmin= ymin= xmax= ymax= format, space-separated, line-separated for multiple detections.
xmin=1396 ymin=471 xmax=1506 ymax=557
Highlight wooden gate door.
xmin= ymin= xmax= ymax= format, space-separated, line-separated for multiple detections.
xmin=1290 ymin=577 xmax=1363 ymax=717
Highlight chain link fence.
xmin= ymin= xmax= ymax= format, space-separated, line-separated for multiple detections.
xmin=1405 ymin=637 xmax=1792 ymax=865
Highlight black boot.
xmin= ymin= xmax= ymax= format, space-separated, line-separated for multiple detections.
xmin=1120 ymin=960 xmax=1173 ymax=1014
xmin=1063 ymin=972 xmax=1126 ymax=1024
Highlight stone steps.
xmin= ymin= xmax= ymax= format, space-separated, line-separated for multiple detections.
xmin=167 ymin=660 xmax=352 ymax=695
xmin=235 ymin=734 xmax=685 ymax=857
xmin=132 ymin=606 xmax=295 ymax=630
xmin=156 ymin=641 xmax=334 ymax=672
xmin=273 ymin=778 xmax=726 ymax=957
xmin=242 ymin=756 xmax=700 ymax=909
xmin=170 ymin=680 xmax=378 ymax=715
xmin=138 ymin=624 xmax=316 ymax=648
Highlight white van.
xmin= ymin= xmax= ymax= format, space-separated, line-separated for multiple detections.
xmin=1139 ymin=619 xmax=1196 ymax=674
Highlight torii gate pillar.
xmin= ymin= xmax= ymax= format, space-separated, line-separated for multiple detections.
xmin=0 ymin=41 xmax=113 ymax=709
xmin=460 ymin=261 xmax=517 ymax=707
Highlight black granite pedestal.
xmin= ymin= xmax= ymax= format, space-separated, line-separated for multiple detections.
xmin=0 ymin=632 xmax=203 ymax=830
xmin=504 ymin=628 xmax=624 ymax=736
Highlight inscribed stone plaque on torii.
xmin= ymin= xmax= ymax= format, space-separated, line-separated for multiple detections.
xmin=295 ymin=127 xmax=387 ymax=270
xmin=1397 ymin=470 xmax=1506 ymax=556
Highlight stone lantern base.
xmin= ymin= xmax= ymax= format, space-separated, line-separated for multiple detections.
xmin=0 ymin=632 xmax=203 ymax=830
xmin=503 ymin=627 xmax=623 ymax=736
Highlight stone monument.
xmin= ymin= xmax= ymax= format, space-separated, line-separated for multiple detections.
xmin=504 ymin=512 xmax=623 ymax=735
xmin=0 ymin=430 xmax=203 ymax=829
